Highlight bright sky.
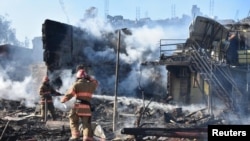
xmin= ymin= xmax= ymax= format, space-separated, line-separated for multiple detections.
xmin=0 ymin=0 xmax=249 ymax=44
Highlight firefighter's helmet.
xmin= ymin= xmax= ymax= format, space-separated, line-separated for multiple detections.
xmin=76 ymin=69 xmax=87 ymax=79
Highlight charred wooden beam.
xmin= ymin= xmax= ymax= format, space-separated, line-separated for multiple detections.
xmin=121 ymin=127 xmax=207 ymax=139
xmin=0 ymin=120 xmax=10 ymax=140
xmin=45 ymin=120 xmax=69 ymax=129
xmin=184 ymin=108 xmax=207 ymax=118
xmin=135 ymin=99 xmax=152 ymax=127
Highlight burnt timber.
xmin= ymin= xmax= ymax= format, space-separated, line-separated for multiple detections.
xmin=143 ymin=16 xmax=250 ymax=117
xmin=42 ymin=19 xmax=134 ymax=95
xmin=40 ymin=16 xmax=250 ymax=140
xmin=120 ymin=16 xmax=250 ymax=140
xmin=121 ymin=127 xmax=208 ymax=140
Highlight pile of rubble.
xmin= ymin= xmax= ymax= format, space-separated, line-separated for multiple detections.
xmin=0 ymin=96 xmax=227 ymax=141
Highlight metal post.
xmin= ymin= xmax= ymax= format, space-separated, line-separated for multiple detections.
xmin=208 ymin=80 xmax=212 ymax=115
xmin=113 ymin=30 xmax=121 ymax=132
xmin=208 ymin=61 xmax=213 ymax=115
xmin=142 ymin=90 xmax=145 ymax=109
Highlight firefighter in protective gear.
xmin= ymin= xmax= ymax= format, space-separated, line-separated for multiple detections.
xmin=39 ymin=76 xmax=61 ymax=121
xmin=61 ymin=69 xmax=98 ymax=141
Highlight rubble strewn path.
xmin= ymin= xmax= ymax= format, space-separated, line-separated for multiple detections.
xmin=0 ymin=96 xmax=227 ymax=141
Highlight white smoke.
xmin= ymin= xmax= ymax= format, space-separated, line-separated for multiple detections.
xmin=72 ymin=16 xmax=191 ymax=98
xmin=0 ymin=10 xmax=191 ymax=112
xmin=0 ymin=46 xmax=42 ymax=107
xmin=78 ymin=17 xmax=113 ymax=38
xmin=0 ymin=74 xmax=38 ymax=107
xmin=1 ymin=7 xmax=249 ymax=131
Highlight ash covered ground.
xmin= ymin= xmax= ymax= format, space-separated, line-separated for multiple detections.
xmin=0 ymin=94 xmax=230 ymax=141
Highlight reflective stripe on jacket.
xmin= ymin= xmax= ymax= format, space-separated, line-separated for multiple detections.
xmin=61 ymin=78 xmax=98 ymax=116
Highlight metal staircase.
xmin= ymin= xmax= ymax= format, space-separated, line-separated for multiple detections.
xmin=156 ymin=37 xmax=243 ymax=115
xmin=187 ymin=39 xmax=243 ymax=114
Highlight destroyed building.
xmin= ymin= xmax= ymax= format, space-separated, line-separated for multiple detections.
xmin=0 ymin=44 xmax=34 ymax=81
xmin=42 ymin=15 xmax=250 ymax=118
xmin=120 ymin=16 xmax=250 ymax=140
xmin=41 ymin=19 xmax=168 ymax=99
xmin=0 ymin=36 xmax=44 ymax=81
xmin=143 ymin=15 xmax=250 ymax=117
xmin=1 ymin=6 xmax=250 ymax=139
xmin=38 ymin=15 xmax=250 ymax=140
